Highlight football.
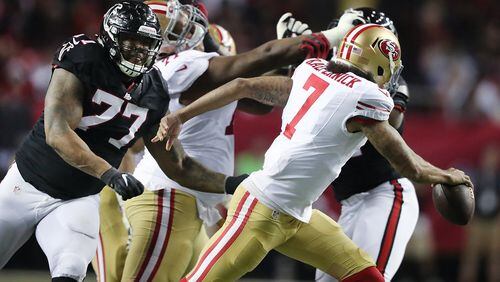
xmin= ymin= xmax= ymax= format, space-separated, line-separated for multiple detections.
xmin=432 ymin=184 xmax=475 ymax=225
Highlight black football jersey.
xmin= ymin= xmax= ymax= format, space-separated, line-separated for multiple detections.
xmin=333 ymin=77 xmax=408 ymax=201
xmin=15 ymin=34 xmax=169 ymax=200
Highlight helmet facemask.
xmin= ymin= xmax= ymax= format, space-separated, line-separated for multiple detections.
xmin=385 ymin=53 xmax=403 ymax=94
xmin=151 ymin=1 xmax=208 ymax=53
xmin=111 ymin=30 xmax=162 ymax=77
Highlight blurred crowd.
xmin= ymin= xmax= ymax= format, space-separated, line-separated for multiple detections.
xmin=0 ymin=0 xmax=498 ymax=281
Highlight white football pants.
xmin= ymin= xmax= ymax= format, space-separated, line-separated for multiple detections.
xmin=0 ymin=163 xmax=99 ymax=281
xmin=315 ymin=178 xmax=419 ymax=282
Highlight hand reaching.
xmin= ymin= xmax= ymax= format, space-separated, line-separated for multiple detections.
xmin=151 ymin=112 xmax=183 ymax=150
xmin=276 ymin=12 xmax=312 ymax=39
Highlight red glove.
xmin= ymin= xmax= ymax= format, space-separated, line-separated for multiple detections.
xmin=299 ymin=33 xmax=331 ymax=59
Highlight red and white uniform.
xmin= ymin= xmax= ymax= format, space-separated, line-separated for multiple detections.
xmin=182 ymin=58 xmax=391 ymax=282
xmin=134 ymin=49 xmax=236 ymax=225
xmin=244 ymin=58 xmax=394 ymax=223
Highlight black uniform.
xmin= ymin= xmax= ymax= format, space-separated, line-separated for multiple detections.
xmin=333 ymin=77 xmax=408 ymax=201
xmin=16 ymin=35 xmax=169 ymax=200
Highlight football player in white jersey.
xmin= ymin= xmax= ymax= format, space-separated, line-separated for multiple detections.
xmin=277 ymin=9 xmax=419 ymax=281
xmin=314 ymin=9 xmax=417 ymax=282
xmin=153 ymin=24 xmax=473 ymax=282
xmin=121 ymin=19 xmax=239 ymax=282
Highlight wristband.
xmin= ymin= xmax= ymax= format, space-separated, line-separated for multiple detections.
xmin=100 ymin=167 xmax=119 ymax=185
xmin=224 ymin=174 xmax=249 ymax=194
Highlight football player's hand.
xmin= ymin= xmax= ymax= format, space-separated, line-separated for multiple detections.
xmin=444 ymin=168 xmax=473 ymax=187
xmin=338 ymin=9 xmax=366 ymax=31
xmin=276 ymin=12 xmax=312 ymax=39
xmin=151 ymin=112 xmax=183 ymax=150
xmin=101 ymin=168 xmax=144 ymax=200
xmin=321 ymin=11 xmax=364 ymax=47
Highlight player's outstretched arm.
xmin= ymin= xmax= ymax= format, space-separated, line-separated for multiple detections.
xmin=144 ymin=127 xmax=226 ymax=194
xmin=180 ymin=19 xmax=344 ymax=101
xmin=153 ymin=76 xmax=293 ymax=148
xmin=181 ymin=36 xmax=304 ymax=100
xmin=44 ymin=68 xmax=113 ymax=179
xmin=354 ymin=119 xmax=473 ymax=187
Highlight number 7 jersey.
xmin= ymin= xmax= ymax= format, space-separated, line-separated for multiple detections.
xmin=244 ymin=58 xmax=394 ymax=223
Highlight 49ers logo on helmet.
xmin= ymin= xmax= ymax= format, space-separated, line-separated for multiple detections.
xmin=378 ymin=39 xmax=400 ymax=61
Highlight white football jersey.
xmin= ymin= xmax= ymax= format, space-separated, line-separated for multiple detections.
xmin=134 ymin=50 xmax=236 ymax=223
xmin=244 ymin=58 xmax=394 ymax=223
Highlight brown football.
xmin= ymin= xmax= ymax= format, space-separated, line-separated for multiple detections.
xmin=432 ymin=184 xmax=475 ymax=225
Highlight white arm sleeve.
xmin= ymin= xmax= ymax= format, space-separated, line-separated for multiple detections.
xmin=354 ymin=86 xmax=394 ymax=121
xmin=154 ymin=50 xmax=219 ymax=96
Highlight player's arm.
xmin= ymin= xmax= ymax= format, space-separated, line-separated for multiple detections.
xmin=350 ymin=119 xmax=472 ymax=186
xmin=181 ymin=32 xmax=331 ymax=100
xmin=153 ymin=76 xmax=293 ymax=147
xmin=118 ymin=138 xmax=144 ymax=173
xmin=178 ymin=76 xmax=292 ymax=122
xmin=144 ymin=127 xmax=226 ymax=194
xmin=388 ymin=108 xmax=404 ymax=128
xmin=45 ymin=68 xmax=144 ymax=200
xmin=44 ymin=68 xmax=112 ymax=179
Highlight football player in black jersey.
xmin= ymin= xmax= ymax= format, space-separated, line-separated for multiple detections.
xmin=0 ymin=2 xmax=231 ymax=281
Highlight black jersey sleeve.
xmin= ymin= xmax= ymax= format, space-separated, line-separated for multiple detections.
xmin=52 ymin=34 xmax=106 ymax=86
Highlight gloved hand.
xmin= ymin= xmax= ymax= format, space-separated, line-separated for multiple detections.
xmin=101 ymin=167 xmax=144 ymax=201
xmin=321 ymin=11 xmax=365 ymax=47
xmin=276 ymin=12 xmax=312 ymax=39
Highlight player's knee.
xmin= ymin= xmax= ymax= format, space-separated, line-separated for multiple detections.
xmin=51 ymin=253 xmax=88 ymax=281
xmin=341 ymin=266 xmax=384 ymax=282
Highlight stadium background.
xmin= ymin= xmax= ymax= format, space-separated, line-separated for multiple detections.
xmin=0 ymin=0 xmax=498 ymax=281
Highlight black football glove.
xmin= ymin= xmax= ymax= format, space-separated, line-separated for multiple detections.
xmin=225 ymin=174 xmax=249 ymax=194
xmin=101 ymin=167 xmax=144 ymax=201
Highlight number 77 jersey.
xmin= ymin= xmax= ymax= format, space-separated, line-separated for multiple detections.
xmin=15 ymin=34 xmax=170 ymax=200
xmin=245 ymin=58 xmax=394 ymax=223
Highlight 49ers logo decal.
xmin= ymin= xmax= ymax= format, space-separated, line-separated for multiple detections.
xmin=378 ymin=39 xmax=400 ymax=61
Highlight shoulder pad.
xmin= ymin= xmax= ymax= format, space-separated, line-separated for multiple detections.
xmin=53 ymin=34 xmax=104 ymax=68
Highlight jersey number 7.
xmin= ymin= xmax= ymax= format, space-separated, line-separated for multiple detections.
xmin=283 ymin=74 xmax=329 ymax=139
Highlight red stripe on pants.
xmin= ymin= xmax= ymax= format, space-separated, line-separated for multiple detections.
xmin=376 ymin=180 xmax=404 ymax=274
xmin=197 ymin=197 xmax=258 ymax=281
xmin=136 ymin=190 xmax=164 ymax=279
xmin=186 ymin=191 xmax=257 ymax=281
xmin=148 ymin=189 xmax=176 ymax=281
